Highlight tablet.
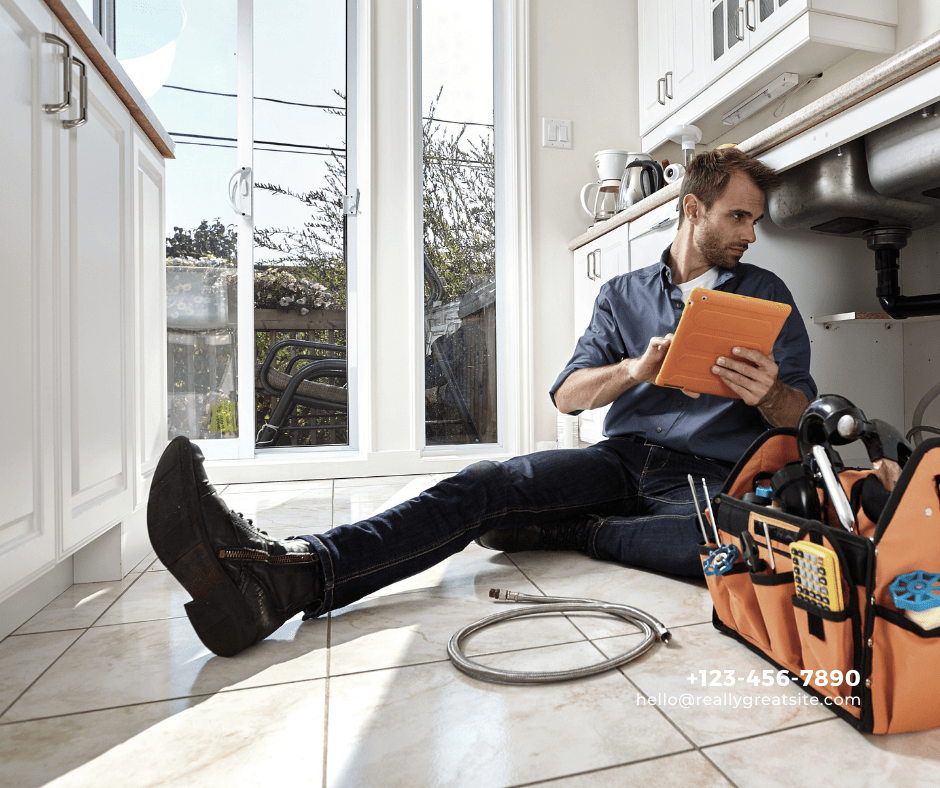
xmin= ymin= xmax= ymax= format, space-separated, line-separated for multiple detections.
xmin=654 ymin=287 xmax=792 ymax=398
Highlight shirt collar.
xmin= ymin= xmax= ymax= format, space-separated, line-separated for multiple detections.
xmin=658 ymin=244 xmax=738 ymax=290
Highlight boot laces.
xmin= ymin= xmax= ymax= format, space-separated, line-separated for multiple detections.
xmin=230 ymin=510 xmax=268 ymax=536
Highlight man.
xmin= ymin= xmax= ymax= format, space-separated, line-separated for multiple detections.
xmin=147 ymin=147 xmax=816 ymax=658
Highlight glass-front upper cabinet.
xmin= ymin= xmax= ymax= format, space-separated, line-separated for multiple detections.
xmin=707 ymin=0 xmax=803 ymax=83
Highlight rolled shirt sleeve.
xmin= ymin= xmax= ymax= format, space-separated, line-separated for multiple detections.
xmin=549 ymin=246 xmax=817 ymax=463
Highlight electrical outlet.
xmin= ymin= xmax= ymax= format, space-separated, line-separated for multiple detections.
xmin=542 ymin=118 xmax=572 ymax=149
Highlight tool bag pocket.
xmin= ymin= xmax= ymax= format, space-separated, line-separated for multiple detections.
xmin=701 ymin=545 xmax=770 ymax=652
xmin=791 ymin=596 xmax=859 ymax=709
xmin=868 ymin=607 xmax=940 ymax=733
xmin=751 ymin=571 xmax=802 ymax=673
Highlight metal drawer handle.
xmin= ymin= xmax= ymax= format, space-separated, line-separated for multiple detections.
xmin=586 ymin=252 xmax=595 ymax=280
xmin=630 ymin=216 xmax=679 ymax=242
xmin=42 ymin=33 xmax=71 ymax=114
xmin=735 ymin=6 xmax=745 ymax=41
xmin=593 ymin=249 xmax=601 ymax=279
xmin=62 ymin=56 xmax=87 ymax=128
xmin=657 ymin=77 xmax=666 ymax=106
xmin=665 ymin=71 xmax=673 ymax=100
xmin=746 ymin=0 xmax=757 ymax=32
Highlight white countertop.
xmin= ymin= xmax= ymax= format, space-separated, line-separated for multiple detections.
xmin=44 ymin=0 xmax=175 ymax=159
xmin=568 ymin=28 xmax=940 ymax=252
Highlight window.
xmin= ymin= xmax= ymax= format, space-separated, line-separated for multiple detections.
xmin=114 ymin=0 xmax=354 ymax=459
xmin=421 ymin=0 xmax=498 ymax=446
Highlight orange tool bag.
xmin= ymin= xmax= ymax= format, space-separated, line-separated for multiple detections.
xmin=706 ymin=427 xmax=940 ymax=734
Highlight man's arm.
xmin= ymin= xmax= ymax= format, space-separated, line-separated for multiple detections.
xmin=713 ymin=346 xmax=809 ymax=428
xmin=554 ymin=335 xmax=674 ymax=414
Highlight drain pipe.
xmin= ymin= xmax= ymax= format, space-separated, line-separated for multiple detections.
xmin=865 ymin=227 xmax=940 ymax=319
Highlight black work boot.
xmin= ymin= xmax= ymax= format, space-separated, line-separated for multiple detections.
xmin=147 ymin=436 xmax=324 ymax=657
xmin=475 ymin=518 xmax=594 ymax=555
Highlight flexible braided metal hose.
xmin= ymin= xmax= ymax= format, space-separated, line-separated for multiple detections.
xmin=447 ymin=589 xmax=670 ymax=685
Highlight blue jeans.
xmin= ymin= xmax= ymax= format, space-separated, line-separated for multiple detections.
xmin=299 ymin=438 xmax=733 ymax=615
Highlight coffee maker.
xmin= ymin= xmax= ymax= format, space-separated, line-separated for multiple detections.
xmin=580 ymin=149 xmax=630 ymax=225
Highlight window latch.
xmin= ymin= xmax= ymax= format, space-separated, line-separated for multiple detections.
xmin=344 ymin=189 xmax=360 ymax=216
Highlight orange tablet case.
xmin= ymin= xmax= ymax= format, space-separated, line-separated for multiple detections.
xmin=654 ymin=287 xmax=791 ymax=398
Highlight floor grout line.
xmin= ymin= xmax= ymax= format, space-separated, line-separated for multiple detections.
xmin=0 ymin=570 xmax=150 ymax=722
xmin=0 ymin=674 xmax=332 ymax=727
xmin=502 ymin=747 xmax=703 ymax=788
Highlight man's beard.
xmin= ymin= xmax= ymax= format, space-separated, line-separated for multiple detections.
xmin=697 ymin=222 xmax=743 ymax=270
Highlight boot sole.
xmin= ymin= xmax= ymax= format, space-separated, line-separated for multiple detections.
xmin=147 ymin=438 xmax=257 ymax=657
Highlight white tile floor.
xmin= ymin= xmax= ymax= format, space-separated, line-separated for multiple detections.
xmin=2 ymin=474 xmax=940 ymax=786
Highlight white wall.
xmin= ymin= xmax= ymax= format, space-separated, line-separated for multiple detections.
xmin=529 ymin=0 xmax=639 ymax=443
xmin=897 ymin=223 xmax=940 ymax=440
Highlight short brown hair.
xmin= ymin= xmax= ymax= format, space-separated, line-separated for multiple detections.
xmin=677 ymin=147 xmax=780 ymax=225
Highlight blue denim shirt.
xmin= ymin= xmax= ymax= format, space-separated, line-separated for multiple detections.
xmin=550 ymin=246 xmax=817 ymax=464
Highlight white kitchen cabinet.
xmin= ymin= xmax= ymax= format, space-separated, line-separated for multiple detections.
xmin=571 ymin=223 xmax=627 ymax=444
xmin=0 ymin=0 xmax=60 ymax=605
xmin=706 ymin=0 xmax=804 ymax=83
xmin=0 ymin=0 xmax=168 ymax=606
xmin=627 ymin=199 xmax=681 ymax=273
xmin=641 ymin=0 xmax=897 ymax=151
xmin=56 ymin=30 xmax=137 ymax=553
xmin=638 ymin=0 xmax=706 ymax=136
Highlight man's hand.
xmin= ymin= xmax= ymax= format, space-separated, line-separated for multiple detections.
xmin=554 ymin=334 xmax=679 ymax=414
xmin=628 ymin=334 xmax=675 ymax=385
xmin=712 ymin=347 xmax=777 ymax=406
xmin=713 ymin=347 xmax=808 ymax=427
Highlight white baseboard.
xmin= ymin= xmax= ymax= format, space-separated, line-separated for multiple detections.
xmin=0 ymin=558 xmax=73 ymax=642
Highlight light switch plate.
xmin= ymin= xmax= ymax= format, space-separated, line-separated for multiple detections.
xmin=542 ymin=117 xmax=572 ymax=149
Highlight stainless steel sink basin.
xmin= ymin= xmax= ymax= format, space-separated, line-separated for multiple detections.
xmin=866 ymin=104 xmax=940 ymax=207
xmin=767 ymin=138 xmax=940 ymax=235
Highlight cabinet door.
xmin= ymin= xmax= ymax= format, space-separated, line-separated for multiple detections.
xmin=56 ymin=30 xmax=136 ymax=554
xmin=706 ymin=0 xmax=750 ymax=82
xmin=573 ymin=247 xmax=603 ymax=347
xmin=746 ymin=0 xmax=805 ymax=51
xmin=672 ymin=0 xmax=706 ymax=105
xmin=0 ymin=0 xmax=60 ymax=599
xmin=638 ymin=0 xmax=674 ymax=135
xmin=132 ymin=134 xmax=168 ymax=511
xmin=572 ymin=235 xmax=624 ymax=444
xmin=628 ymin=200 xmax=680 ymax=273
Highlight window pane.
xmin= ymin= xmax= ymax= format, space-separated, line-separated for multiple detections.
xmin=74 ymin=0 xmax=94 ymax=23
xmin=253 ymin=0 xmax=349 ymax=448
xmin=116 ymin=0 xmax=240 ymax=442
xmin=422 ymin=0 xmax=497 ymax=446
